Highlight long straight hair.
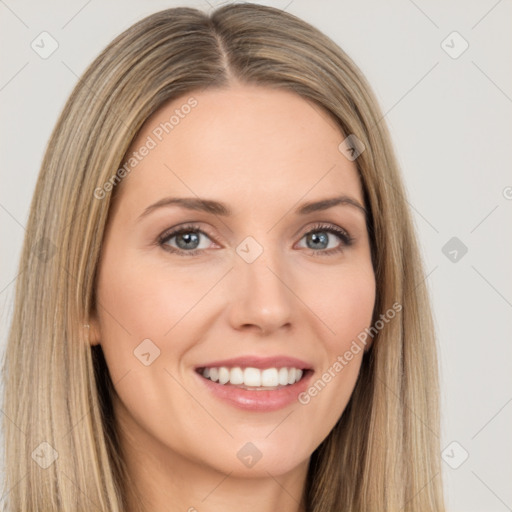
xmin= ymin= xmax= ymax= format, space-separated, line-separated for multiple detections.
xmin=2 ymin=4 xmax=444 ymax=511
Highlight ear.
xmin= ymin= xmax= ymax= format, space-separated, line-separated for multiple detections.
xmin=85 ymin=312 xmax=101 ymax=346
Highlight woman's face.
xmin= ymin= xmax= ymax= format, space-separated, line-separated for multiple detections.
xmin=91 ymin=84 xmax=375 ymax=479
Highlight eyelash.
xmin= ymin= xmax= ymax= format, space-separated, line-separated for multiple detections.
xmin=157 ymin=222 xmax=354 ymax=257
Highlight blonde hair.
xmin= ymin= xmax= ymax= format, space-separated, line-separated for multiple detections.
xmin=2 ymin=4 xmax=444 ymax=511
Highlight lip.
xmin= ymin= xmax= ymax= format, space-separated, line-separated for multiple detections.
xmin=194 ymin=355 xmax=314 ymax=412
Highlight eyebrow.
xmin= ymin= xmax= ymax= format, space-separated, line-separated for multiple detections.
xmin=137 ymin=194 xmax=367 ymax=221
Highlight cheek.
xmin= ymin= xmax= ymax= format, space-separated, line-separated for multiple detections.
xmin=96 ymin=253 xmax=208 ymax=346
xmin=94 ymin=252 xmax=212 ymax=444
xmin=307 ymin=261 xmax=376 ymax=346
xmin=295 ymin=263 xmax=375 ymax=424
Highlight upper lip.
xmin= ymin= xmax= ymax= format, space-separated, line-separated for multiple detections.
xmin=195 ymin=355 xmax=313 ymax=371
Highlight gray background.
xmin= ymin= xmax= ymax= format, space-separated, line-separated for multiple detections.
xmin=1 ymin=1 xmax=511 ymax=510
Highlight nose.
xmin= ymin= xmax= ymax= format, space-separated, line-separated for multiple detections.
xmin=227 ymin=246 xmax=294 ymax=335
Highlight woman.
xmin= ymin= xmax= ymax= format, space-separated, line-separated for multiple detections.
xmin=2 ymin=4 xmax=445 ymax=511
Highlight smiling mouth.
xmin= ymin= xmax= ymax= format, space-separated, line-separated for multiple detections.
xmin=196 ymin=366 xmax=310 ymax=390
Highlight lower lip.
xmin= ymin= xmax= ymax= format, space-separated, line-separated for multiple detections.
xmin=196 ymin=371 xmax=313 ymax=412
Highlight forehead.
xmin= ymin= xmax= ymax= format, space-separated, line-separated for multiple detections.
xmin=114 ymin=84 xmax=363 ymax=216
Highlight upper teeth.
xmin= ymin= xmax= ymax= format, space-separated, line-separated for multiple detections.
xmin=202 ymin=367 xmax=303 ymax=387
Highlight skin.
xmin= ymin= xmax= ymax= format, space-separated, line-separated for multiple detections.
xmin=89 ymin=83 xmax=376 ymax=512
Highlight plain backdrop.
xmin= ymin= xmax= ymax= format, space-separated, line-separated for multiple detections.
xmin=1 ymin=1 xmax=511 ymax=510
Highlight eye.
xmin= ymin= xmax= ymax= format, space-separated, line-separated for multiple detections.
xmin=157 ymin=222 xmax=354 ymax=257
xmin=158 ymin=223 xmax=215 ymax=256
xmin=296 ymin=223 xmax=354 ymax=256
